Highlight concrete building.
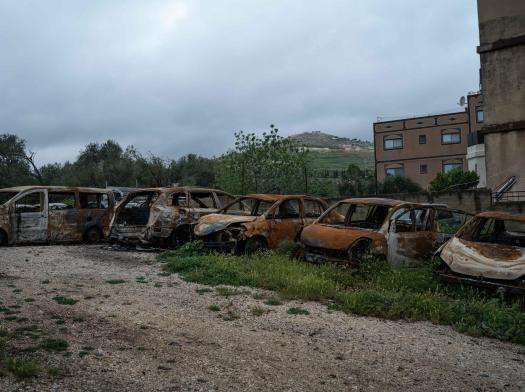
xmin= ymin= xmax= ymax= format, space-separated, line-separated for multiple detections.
xmin=466 ymin=93 xmax=486 ymax=187
xmin=373 ymin=102 xmax=482 ymax=190
xmin=477 ymin=0 xmax=525 ymax=193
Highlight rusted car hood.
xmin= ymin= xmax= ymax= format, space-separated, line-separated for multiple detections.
xmin=194 ymin=214 xmax=257 ymax=236
xmin=441 ymin=237 xmax=525 ymax=281
xmin=301 ymin=224 xmax=376 ymax=251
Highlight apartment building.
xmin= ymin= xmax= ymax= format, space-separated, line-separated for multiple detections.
xmin=374 ymin=110 xmax=470 ymax=189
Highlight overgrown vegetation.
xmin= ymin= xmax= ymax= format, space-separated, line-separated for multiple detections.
xmin=160 ymin=242 xmax=525 ymax=345
xmin=430 ymin=168 xmax=479 ymax=192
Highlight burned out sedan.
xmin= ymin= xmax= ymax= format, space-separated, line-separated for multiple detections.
xmin=109 ymin=187 xmax=235 ymax=247
xmin=301 ymin=198 xmax=470 ymax=267
xmin=193 ymin=194 xmax=328 ymax=253
xmin=436 ymin=211 xmax=525 ymax=295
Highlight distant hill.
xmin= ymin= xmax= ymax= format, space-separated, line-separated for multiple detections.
xmin=288 ymin=131 xmax=373 ymax=151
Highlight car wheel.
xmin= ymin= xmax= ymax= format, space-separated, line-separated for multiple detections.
xmin=84 ymin=227 xmax=102 ymax=243
xmin=348 ymin=240 xmax=372 ymax=264
xmin=244 ymin=237 xmax=267 ymax=254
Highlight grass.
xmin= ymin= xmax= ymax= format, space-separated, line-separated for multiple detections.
xmin=52 ymin=296 xmax=78 ymax=305
xmin=135 ymin=276 xmax=148 ymax=284
xmin=41 ymin=338 xmax=69 ymax=352
xmin=251 ymin=306 xmax=268 ymax=316
xmin=208 ymin=304 xmax=221 ymax=312
xmin=106 ymin=279 xmax=126 ymax=285
xmin=265 ymin=297 xmax=282 ymax=306
xmin=160 ymin=242 xmax=525 ymax=345
xmin=196 ymin=287 xmax=213 ymax=295
xmin=5 ymin=357 xmax=40 ymax=379
xmin=215 ymin=287 xmax=249 ymax=297
xmin=287 ymin=307 xmax=310 ymax=315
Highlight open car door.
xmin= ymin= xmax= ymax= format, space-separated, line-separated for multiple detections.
xmin=387 ymin=206 xmax=437 ymax=266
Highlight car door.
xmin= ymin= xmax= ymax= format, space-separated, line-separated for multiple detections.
xmin=386 ymin=206 xmax=437 ymax=266
xmin=48 ymin=191 xmax=80 ymax=242
xmin=267 ymin=199 xmax=303 ymax=248
xmin=11 ymin=189 xmax=48 ymax=243
xmin=434 ymin=208 xmax=472 ymax=245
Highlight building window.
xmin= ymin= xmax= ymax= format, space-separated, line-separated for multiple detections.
xmin=476 ymin=109 xmax=484 ymax=123
xmin=441 ymin=129 xmax=461 ymax=144
xmin=419 ymin=135 xmax=427 ymax=144
xmin=420 ymin=164 xmax=428 ymax=174
xmin=443 ymin=160 xmax=463 ymax=173
xmin=385 ymin=166 xmax=404 ymax=177
xmin=383 ymin=135 xmax=403 ymax=150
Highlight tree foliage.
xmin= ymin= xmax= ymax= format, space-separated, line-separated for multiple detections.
xmin=377 ymin=175 xmax=422 ymax=195
xmin=337 ymin=164 xmax=376 ymax=197
xmin=429 ymin=169 xmax=479 ymax=193
xmin=216 ymin=126 xmax=310 ymax=194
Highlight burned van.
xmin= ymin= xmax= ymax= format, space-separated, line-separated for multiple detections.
xmin=109 ymin=187 xmax=235 ymax=247
xmin=436 ymin=211 xmax=525 ymax=295
xmin=0 ymin=186 xmax=115 ymax=245
xmin=194 ymin=194 xmax=328 ymax=253
xmin=300 ymin=198 xmax=470 ymax=267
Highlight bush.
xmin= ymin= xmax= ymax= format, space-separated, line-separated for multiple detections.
xmin=429 ymin=169 xmax=479 ymax=192
xmin=378 ymin=175 xmax=422 ymax=194
xmin=158 ymin=243 xmax=525 ymax=344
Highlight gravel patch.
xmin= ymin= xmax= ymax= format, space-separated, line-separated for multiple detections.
xmin=0 ymin=245 xmax=523 ymax=391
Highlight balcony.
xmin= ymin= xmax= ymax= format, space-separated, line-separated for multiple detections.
xmin=467 ymin=131 xmax=484 ymax=147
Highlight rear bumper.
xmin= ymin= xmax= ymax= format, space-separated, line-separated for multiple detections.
xmin=436 ymin=270 xmax=525 ymax=296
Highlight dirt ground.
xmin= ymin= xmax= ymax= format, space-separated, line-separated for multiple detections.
xmin=0 ymin=245 xmax=524 ymax=392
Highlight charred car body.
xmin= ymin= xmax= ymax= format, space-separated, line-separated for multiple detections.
xmin=109 ymin=187 xmax=235 ymax=247
xmin=436 ymin=211 xmax=525 ymax=295
xmin=0 ymin=186 xmax=114 ymax=245
xmin=194 ymin=194 xmax=328 ymax=253
xmin=301 ymin=198 xmax=470 ymax=266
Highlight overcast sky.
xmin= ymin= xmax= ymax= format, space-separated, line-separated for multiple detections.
xmin=0 ymin=0 xmax=480 ymax=164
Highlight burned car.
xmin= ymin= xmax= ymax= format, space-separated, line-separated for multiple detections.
xmin=301 ymin=198 xmax=470 ymax=266
xmin=0 ymin=186 xmax=115 ymax=245
xmin=109 ymin=187 xmax=235 ymax=247
xmin=194 ymin=194 xmax=328 ymax=253
xmin=436 ymin=211 xmax=525 ymax=295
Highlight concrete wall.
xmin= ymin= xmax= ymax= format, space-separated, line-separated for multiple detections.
xmin=467 ymin=144 xmax=486 ymax=188
xmin=378 ymin=189 xmax=493 ymax=215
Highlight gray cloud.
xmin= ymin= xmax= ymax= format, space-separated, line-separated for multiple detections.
xmin=0 ymin=0 xmax=480 ymax=164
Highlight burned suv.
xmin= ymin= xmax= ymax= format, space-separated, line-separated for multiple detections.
xmin=0 ymin=186 xmax=114 ymax=246
xmin=109 ymin=187 xmax=235 ymax=247
xmin=436 ymin=211 xmax=525 ymax=295
xmin=301 ymin=198 xmax=470 ymax=266
xmin=194 ymin=194 xmax=328 ymax=253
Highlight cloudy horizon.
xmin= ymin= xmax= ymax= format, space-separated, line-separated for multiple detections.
xmin=0 ymin=1 xmax=480 ymax=165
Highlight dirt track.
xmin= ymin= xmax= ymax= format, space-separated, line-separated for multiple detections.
xmin=0 ymin=245 xmax=524 ymax=391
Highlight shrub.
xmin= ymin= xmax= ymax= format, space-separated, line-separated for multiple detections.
xmin=52 ymin=296 xmax=77 ymax=305
xmin=429 ymin=169 xmax=479 ymax=192
xmin=41 ymin=338 xmax=69 ymax=352
xmin=5 ymin=357 xmax=40 ymax=379
xmin=287 ymin=307 xmax=310 ymax=315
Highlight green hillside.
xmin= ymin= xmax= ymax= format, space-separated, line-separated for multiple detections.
xmin=307 ymin=150 xmax=374 ymax=171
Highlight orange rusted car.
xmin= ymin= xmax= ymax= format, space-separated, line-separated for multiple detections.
xmin=435 ymin=211 xmax=525 ymax=295
xmin=193 ymin=194 xmax=328 ymax=253
xmin=109 ymin=187 xmax=236 ymax=247
xmin=0 ymin=186 xmax=115 ymax=245
xmin=300 ymin=198 xmax=470 ymax=266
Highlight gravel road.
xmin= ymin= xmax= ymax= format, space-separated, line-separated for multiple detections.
xmin=0 ymin=245 xmax=523 ymax=391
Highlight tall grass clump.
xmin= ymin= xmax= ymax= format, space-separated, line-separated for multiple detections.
xmin=159 ymin=242 xmax=525 ymax=344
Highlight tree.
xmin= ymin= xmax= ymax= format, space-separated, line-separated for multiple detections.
xmin=337 ymin=164 xmax=376 ymax=197
xmin=429 ymin=169 xmax=479 ymax=193
xmin=377 ymin=175 xmax=422 ymax=195
xmin=0 ymin=134 xmax=43 ymax=187
xmin=216 ymin=125 xmax=310 ymax=194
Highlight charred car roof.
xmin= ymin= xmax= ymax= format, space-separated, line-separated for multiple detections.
xmin=241 ymin=194 xmax=322 ymax=202
xmin=124 ymin=186 xmax=229 ymax=194
xmin=336 ymin=197 xmax=406 ymax=206
xmin=1 ymin=186 xmax=112 ymax=194
xmin=474 ymin=211 xmax=525 ymax=223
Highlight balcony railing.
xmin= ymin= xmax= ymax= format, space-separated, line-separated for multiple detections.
xmin=493 ymin=191 xmax=525 ymax=203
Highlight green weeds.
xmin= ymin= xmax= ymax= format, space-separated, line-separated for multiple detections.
xmin=159 ymin=242 xmax=525 ymax=345
xmin=52 ymin=296 xmax=78 ymax=305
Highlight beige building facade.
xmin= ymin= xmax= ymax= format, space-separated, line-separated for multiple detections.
xmin=477 ymin=0 xmax=525 ymax=192
xmin=374 ymin=111 xmax=469 ymax=189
